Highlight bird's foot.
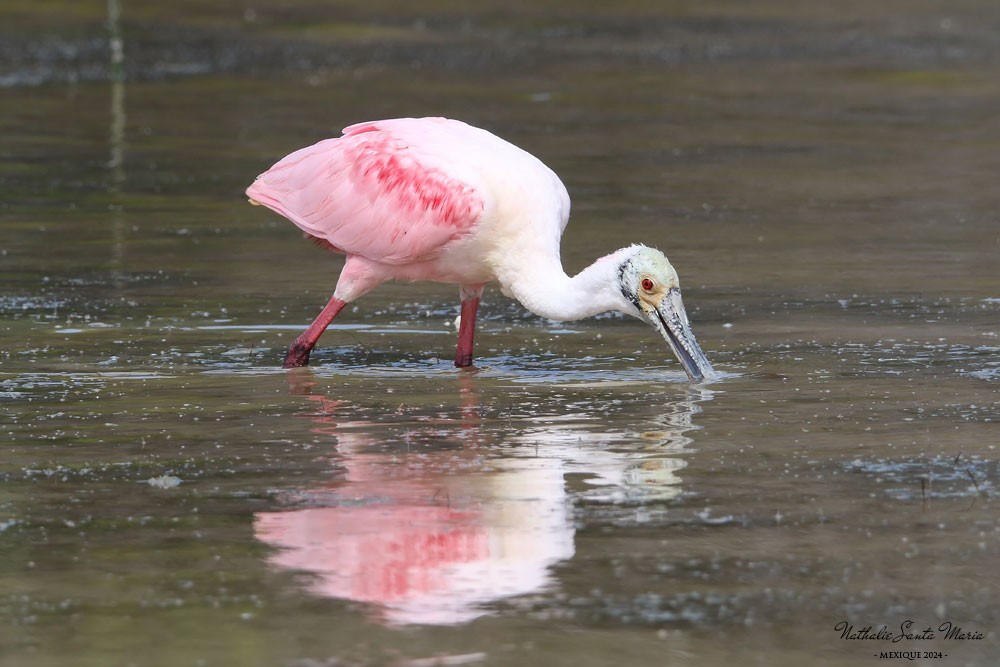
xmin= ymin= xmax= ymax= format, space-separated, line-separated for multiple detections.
xmin=283 ymin=343 xmax=313 ymax=369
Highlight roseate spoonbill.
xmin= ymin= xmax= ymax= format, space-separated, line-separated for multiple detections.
xmin=246 ymin=117 xmax=715 ymax=381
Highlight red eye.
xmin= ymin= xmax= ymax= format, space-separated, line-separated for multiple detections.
xmin=641 ymin=278 xmax=654 ymax=291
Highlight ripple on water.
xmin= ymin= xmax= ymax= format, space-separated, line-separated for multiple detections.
xmin=968 ymin=363 xmax=1000 ymax=382
xmin=0 ymin=296 xmax=68 ymax=313
xmin=0 ymin=371 xmax=176 ymax=402
xmin=197 ymin=323 xmax=442 ymax=335
xmin=845 ymin=455 xmax=997 ymax=501
xmin=201 ymin=353 xmax=737 ymax=387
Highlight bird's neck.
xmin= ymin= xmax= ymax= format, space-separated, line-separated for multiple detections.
xmin=498 ymin=249 xmax=630 ymax=322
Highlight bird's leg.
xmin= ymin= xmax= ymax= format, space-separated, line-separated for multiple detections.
xmin=284 ymin=295 xmax=348 ymax=368
xmin=454 ymin=285 xmax=484 ymax=368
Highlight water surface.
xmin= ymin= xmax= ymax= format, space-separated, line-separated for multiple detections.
xmin=1 ymin=2 xmax=999 ymax=665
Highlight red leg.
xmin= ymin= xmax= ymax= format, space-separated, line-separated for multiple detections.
xmin=454 ymin=287 xmax=483 ymax=368
xmin=284 ymin=295 xmax=347 ymax=368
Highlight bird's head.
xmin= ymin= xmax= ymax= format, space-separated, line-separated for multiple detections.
xmin=616 ymin=245 xmax=716 ymax=382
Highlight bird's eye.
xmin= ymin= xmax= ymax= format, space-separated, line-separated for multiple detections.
xmin=641 ymin=278 xmax=654 ymax=292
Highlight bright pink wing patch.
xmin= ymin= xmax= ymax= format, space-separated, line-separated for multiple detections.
xmin=246 ymin=122 xmax=485 ymax=264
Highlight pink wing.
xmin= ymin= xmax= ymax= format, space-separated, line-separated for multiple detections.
xmin=246 ymin=119 xmax=486 ymax=264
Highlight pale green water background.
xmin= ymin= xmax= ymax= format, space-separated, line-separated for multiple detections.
xmin=2 ymin=2 xmax=999 ymax=666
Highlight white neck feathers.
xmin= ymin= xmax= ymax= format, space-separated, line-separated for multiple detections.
xmin=496 ymin=249 xmax=633 ymax=322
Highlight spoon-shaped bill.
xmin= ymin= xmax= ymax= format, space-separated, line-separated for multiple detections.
xmin=648 ymin=288 xmax=715 ymax=382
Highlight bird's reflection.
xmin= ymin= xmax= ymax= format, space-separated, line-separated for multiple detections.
xmin=254 ymin=370 xmax=712 ymax=625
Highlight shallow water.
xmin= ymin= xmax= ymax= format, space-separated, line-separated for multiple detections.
xmin=2 ymin=2 xmax=999 ymax=666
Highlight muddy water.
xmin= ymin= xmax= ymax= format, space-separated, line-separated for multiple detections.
xmin=2 ymin=2 xmax=999 ymax=666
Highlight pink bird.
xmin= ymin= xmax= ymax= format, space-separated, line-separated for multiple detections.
xmin=246 ymin=117 xmax=715 ymax=381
